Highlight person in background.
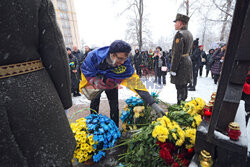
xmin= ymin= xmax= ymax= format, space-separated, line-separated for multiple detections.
xmin=67 ymin=48 xmax=81 ymax=97
xmin=199 ymin=45 xmax=207 ymax=77
xmin=83 ymin=45 xmax=91 ymax=60
xmin=189 ymin=40 xmax=201 ymax=91
xmin=134 ymin=49 xmax=142 ymax=77
xmin=153 ymin=47 xmax=160 ymax=83
xmin=128 ymin=52 xmax=134 ymax=66
xmin=154 ymin=47 xmax=167 ymax=85
xmin=148 ymin=49 xmax=154 ymax=70
xmin=72 ymin=45 xmax=84 ymax=81
xmin=166 ymin=49 xmax=172 ymax=70
xmin=210 ymin=44 xmax=226 ymax=84
xmin=0 ymin=0 xmax=76 ymax=166
xmin=205 ymin=49 xmax=215 ymax=77
xmin=170 ymin=13 xmax=193 ymax=105
xmin=142 ymin=51 xmax=148 ymax=68
xmin=161 ymin=51 xmax=167 ymax=85
xmin=79 ymin=40 xmax=165 ymax=126
xmin=242 ymin=69 xmax=250 ymax=126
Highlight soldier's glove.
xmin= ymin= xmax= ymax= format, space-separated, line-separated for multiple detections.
xmin=170 ymin=71 xmax=176 ymax=76
xmin=151 ymin=103 xmax=166 ymax=116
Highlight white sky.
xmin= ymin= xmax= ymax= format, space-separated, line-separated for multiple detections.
xmin=74 ymin=0 xmax=202 ymax=48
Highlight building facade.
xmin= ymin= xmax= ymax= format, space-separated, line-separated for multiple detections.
xmin=51 ymin=0 xmax=81 ymax=48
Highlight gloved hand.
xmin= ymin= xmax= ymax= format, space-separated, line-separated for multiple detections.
xmin=151 ymin=103 xmax=166 ymax=116
xmin=89 ymin=76 xmax=106 ymax=89
xmin=170 ymin=71 xmax=176 ymax=76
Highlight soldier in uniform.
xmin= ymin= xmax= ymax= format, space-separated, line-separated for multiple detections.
xmin=170 ymin=13 xmax=193 ymax=105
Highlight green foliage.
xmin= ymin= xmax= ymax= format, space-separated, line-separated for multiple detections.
xmin=119 ymin=124 xmax=165 ymax=167
xmin=167 ymin=110 xmax=194 ymax=127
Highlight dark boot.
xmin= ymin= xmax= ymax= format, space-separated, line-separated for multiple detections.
xmin=73 ymin=91 xmax=78 ymax=97
xmin=188 ymin=87 xmax=196 ymax=91
xmin=76 ymin=90 xmax=81 ymax=96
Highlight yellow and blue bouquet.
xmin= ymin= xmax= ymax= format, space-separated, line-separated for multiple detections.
xmin=71 ymin=114 xmax=121 ymax=163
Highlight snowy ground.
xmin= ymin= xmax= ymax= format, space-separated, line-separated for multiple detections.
xmin=71 ymin=72 xmax=250 ymax=152
xmin=72 ymin=73 xmax=217 ymax=105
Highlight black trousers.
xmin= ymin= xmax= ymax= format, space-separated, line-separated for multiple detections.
xmin=175 ymin=84 xmax=188 ymax=105
xmin=199 ymin=65 xmax=204 ymax=76
xmin=191 ymin=68 xmax=198 ymax=89
xmin=135 ymin=66 xmax=142 ymax=77
xmin=206 ymin=69 xmax=210 ymax=77
xmin=212 ymin=74 xmax=220 ymax=84
xmin=90 ymin=88 xmax=119 ymax=126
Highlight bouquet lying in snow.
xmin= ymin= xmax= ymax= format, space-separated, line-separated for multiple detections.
xmin=120 ymin=92 xmax=160 ymax=131
xmin=118 ymin=97 xmax=205 ymax=167
xmin=71 ymin=114 xmax=121 ymax=163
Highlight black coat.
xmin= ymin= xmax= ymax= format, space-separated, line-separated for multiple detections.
xmin=72 ymin=50 xmax=83 ymax=80
xmin=190 ymin=47 xmax=201 ymax=71
xmin=0 ymin=0 xmax=76 ymax=166
xmin=134 ymin=53 xmax=142 ymax=68
xmin=69 ymin=54 xmax=80 ymax=91
xmin=72 ymin=50 xmax=84 ymax=65
xmin=200 ymin=51 xmax=207 ymax=66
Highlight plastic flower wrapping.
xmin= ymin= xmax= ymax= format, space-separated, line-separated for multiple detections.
xmin=120 ymin=92 xmax=159 ymax=131
xmin=71 ymin=114 xmax=121 ymax=163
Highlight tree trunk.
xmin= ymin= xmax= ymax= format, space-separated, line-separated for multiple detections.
xmin=220 ymin=0 xmax=232 ymax=41
xmin=138 ymin=0 xmax=143 ymax=51
xmin=186 ymin=0 xmax=189 ymax=16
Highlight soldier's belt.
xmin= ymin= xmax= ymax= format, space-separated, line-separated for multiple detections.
xmin=0 ymin=60 xmax=44 ymax=79
xmin=181 ymin=54 xmax=189 ymax=57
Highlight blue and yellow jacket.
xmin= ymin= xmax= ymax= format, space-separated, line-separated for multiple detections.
xmin=79 ymin=46 xmax=154 ymax=105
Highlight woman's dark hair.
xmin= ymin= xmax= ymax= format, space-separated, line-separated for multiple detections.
xmin=156 ymin=46 xmax=162 ymax=51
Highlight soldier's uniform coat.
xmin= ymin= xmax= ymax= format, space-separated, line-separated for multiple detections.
xmin=0 ymin=0 xmax=76 ymax=166
xmin=170 ymin=27 xmax=193 ymax=85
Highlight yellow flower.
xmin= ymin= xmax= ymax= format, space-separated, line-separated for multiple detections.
xmin=185 ymin=144 xmax=194 ymax=149
xmin=122 ymin=123 xmax=127 ymax=132
xmin=172 ymin=133 xmax=177 ymax=140
xmin=176 ymin=139 xmax=184 ymax=146
xmin=184 ymin=128 xmax=197 ymax=145
xmin=152 ymin=125 xmax=169 ymax=142
xmin=158 ymin=135 xmax=168 ymax=143
xmin=134 ymin=112 xmax=140 ymax=118
xmin=194 ymin=114 xmax=202 ymax=127
xmin=83 ymin=151 xmax=88 ymax=158
xmin=89 ymin=139 xmax=95 ymax=145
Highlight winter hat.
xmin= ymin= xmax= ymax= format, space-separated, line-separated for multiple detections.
xmin=66 ymin=47 xmax=71 ymax=51
xmin=193 ymin=38 xmax=199 ymax=46
xmin=199 ymin=45 xmax=204 ymax=48
xmin=109 ymin=40 xmax=131 ymax=53
xmin=174 ymin=13 xmax=190 ymax=24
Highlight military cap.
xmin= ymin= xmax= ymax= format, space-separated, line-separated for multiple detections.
xmin=173 ymin=13 xmax=190 ymax=24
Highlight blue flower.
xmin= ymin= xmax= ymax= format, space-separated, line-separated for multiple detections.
xmin=93 ymin=151 xmax=105 ymax=162
xmin=119 ymin=163 xmax=125 ymax=167
xmin=98 ymin=128 xmax=105 ymax=134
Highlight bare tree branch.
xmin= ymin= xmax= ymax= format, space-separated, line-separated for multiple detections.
xmin=119 ymin=3 xmax=136 ymax=15
xmin=212 ymin=0 xmax=233 ymax=17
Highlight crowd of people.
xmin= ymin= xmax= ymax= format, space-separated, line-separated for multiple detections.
xmin=67 ymin=40 xmax=227 ymax=94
